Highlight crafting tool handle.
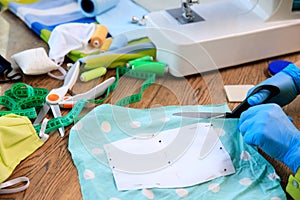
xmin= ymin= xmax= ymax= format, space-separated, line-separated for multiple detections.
xmin=64 ymin=61 xmax=80 ymax=88
xmin=59 ymin=77 xmax=115 ymax=108
xmin=46 ymin=61 xmax=80 ymax=104
xmin=227 ymin=85 xmax=280 ymax=118
xmin=78 ymin=77 xmax=115 ymax=100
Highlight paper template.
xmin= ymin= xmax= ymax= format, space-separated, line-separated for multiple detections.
xmin=224 ymin=85 xmax=254 ymax=102
xmin=104 ymin=123 xmax=235 ymax=191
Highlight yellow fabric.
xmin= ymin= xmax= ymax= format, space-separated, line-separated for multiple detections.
xmin=286 ymin=168 xmax=300 ymax=200
xmin=0 ymin=0 xmax=38 ymax=7
xmin=0 ymin=114 xmax=43 ymax=183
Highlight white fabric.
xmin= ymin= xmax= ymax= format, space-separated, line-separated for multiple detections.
xmin=48 ymin=23 xmax=99 ymax=65
xmin=11 ymin=47 xmax=65 ymax=77
xmin=104 ymin=123 xmax=235 ymax=191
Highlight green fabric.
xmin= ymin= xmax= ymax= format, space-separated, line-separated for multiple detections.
xmin=84 ymin=50 xmax=156 ymax=70
xmin=286 ymin=168 xmax=300 ymax=199
xmin=68 ymin=104 xmax=286 ymax=200
xmin=82 ymin=37 xmax=156 ymax=70
xmin=0 ymin=114 xmax=43 ymax=183
xmin=40 ymin=25 xmax=155 ymax=65
xmin=40 ymin=29 xmax=51 ymax=43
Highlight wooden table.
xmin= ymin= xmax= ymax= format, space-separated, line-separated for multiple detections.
xmin=1 ymin=10 xmax=299 ymax=200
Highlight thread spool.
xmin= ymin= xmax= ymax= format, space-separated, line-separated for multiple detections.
xmin=100 ymin=37 xmax=113 ymax=52
xmin=126 ymin=56 xmax=153 ymax=68
xmin=80 ymin=67 xmax=107 ymax=82
xmin=109 ymin=34 xmax=128 ymax=51
xmin=90 ymin=25 xmax=108 ymax=48
xmin=132 ymin=61 xmax=167 ymax=76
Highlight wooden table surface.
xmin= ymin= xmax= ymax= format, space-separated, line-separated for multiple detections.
xmin=1 ymin=10 xmax=299 ymax=200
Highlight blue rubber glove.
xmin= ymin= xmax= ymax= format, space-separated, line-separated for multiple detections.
xmin=238 ymin=103 xmax=300 ymax=173
xmin=247 ymin=63 xmax=300 ymax=106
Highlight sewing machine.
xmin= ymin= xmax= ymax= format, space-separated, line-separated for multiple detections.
xmin=146 ymin=0 xmax=300 ymax=77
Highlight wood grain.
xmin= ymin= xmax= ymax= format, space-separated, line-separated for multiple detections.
xmin=0 ymin=9 xmax=299 ymax=200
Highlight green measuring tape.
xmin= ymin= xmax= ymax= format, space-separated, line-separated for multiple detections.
xmin=0 ymin=83 xmax=48 ymax=119
xmin=33 ymin=67 xmax=156 ymax=134
xmin=91 ymin=66 xmax=156 ymax=105
xmin=0 ymin=67 xmax=156 ymax=134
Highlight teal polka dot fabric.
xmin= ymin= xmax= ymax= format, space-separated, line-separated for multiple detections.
xmin=68 ymin=104 xmax=286 ymax=200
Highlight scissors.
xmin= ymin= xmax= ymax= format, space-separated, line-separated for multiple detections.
xmin=34 ymin=61 xmax=115 ymax=137
xmin=173 ymin=85 xmax=280 ymax=119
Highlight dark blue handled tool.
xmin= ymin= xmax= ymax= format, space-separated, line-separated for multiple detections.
xmin=173 ymin=85 xmax=280 ymax=119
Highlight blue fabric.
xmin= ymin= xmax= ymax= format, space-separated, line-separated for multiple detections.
xmin=95 ymin=0 xmax=148 ymax=37
xmin=8 ymin=0 xmax=96 ymax=38
xmin=68 ymin=104 xmax=286 ymax=200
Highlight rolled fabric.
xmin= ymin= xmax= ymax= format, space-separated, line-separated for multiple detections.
xmin=78 ymin=0 xmax=120 ymax=17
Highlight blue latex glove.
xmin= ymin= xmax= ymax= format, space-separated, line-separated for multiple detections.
xmin=247 ymin=63 xmax=300 ymax=106
xmin=239 ymin=103 xmax=300 ymax=173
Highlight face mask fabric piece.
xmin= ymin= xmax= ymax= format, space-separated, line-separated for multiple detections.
xmin=11 ymin=47 xmax=61 ymax=75
xmin=48 ymin=23 xmax=99 ymax=65
xmin=68 ymin=104 xmax=286 ymax=200
xmin=0 ymin=114 xmax=44 ymax=183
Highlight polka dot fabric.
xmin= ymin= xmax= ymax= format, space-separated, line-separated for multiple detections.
xmin=68 ymin=104 xmax=286 ymax=200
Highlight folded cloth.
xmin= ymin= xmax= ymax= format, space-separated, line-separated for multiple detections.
xmin=48 ymin=23 xmax=99 ymax=65
xmin=8 ymin=0 xmax=96 ymax=42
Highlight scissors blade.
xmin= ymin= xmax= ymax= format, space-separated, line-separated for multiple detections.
xmin=50 ymin=104 xmax=65 ymax=137
xmin=173 ymin=85 xmax=280 ymax=119
xmin=172 ymin=112 xmax=227 ymax=119
xmin=34 ymin=103 xmax=50 ymax=125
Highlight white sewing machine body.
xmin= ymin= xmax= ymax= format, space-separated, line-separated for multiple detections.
xmin=146 ymin=0 xmax=300 ymax=77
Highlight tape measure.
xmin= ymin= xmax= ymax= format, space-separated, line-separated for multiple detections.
xmin=33 ymin=67 xmax=156 ymax=134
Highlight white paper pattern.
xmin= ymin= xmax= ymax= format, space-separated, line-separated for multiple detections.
xmin=104 ymin=123 xmax=235 ymax=191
